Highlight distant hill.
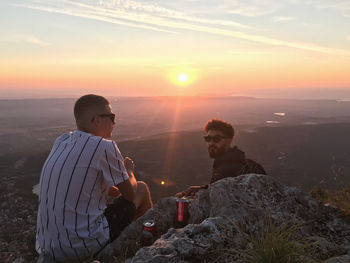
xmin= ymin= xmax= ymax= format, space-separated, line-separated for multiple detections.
xmin=1 ymin=122 xmax=350 ymax=203
xmin=117 ymin=122 xmax=350 ymax=201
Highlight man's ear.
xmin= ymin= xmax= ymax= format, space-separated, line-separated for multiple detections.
xmin=91 ymin=115 xmax=101 ymax=126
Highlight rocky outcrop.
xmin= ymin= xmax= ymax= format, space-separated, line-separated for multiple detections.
xmin=98 ymin=174 xmax=350 ymax=262
xmin=0 ymin=175 xmax=38 ymax=263
xmin=324 ymin=254 xmax=350 ymax=263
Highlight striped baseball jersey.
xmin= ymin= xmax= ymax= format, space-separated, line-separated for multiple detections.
xmin=36 ymin=130 xmax=129 ymax=261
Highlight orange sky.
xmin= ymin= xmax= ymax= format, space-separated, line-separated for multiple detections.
xmin=1 ymin=0 xmax=350 ymax=99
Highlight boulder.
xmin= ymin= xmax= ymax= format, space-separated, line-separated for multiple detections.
xmin=97 ymin=174 xmax=350 ymax=262
xmin=36 ymin=254 xmax=56 ymax=263
xmin=324 ymin=254 xmax=350 ymax=263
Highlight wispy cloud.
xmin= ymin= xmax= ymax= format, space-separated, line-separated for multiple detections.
xmin=13 ymin=1 xmax=178 ymax=34
xmin=291 ymin=0 xmax=350 ymax=18
xmin=0 ymin=34 xmax=51 ymax=47
xmin=224 ymin=0 xmax=281 ymax=17
xmin=222 ymin=0 xmax=350 ymax=18
xmin=227 ymin=50 xmax=274 ymax=56
xmin=11 ymin=0 xmax=350 ymax=56
xmin=314 ymin=0 xmax=350 ymax=17
xmin=24 ymin=35 xmax=51 ymax=47
xmin=272 ymin=16 xmax=296 ymax=22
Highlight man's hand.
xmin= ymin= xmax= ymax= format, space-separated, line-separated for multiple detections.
xmin=116 ymin=157 xmax=137 ymax=203
xmin=108 ymin=186 xmax=121 ymax=198
xmin=124 ymin=157 xmax=135 ymax=175
xmin=175 ymin=186 xmax=203 ymax=198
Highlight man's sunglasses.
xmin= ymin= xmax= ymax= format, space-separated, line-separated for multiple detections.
xmin=203 ymin=134 xmax=229 ymax=143
xmin=97 ymin=113 xmax=116 ymax=123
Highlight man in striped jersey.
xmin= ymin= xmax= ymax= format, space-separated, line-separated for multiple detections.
xmin=36 ymin=94 xmax=153 ymax=261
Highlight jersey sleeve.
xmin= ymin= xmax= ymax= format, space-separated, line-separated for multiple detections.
xmin=54 ymin=133 xmax=71 ymax=146
xmin=100 ymin=140 xmax=129 ymax=187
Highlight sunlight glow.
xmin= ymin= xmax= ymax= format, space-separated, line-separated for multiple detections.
xmin=162 ymin=98 xmax=182 ymax=181
xmin=177 ymin=73 xmax=188 ymax=83
xmin=168 ymin=68 xmax=198 ymax=89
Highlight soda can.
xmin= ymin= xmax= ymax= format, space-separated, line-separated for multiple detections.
xmin=143 ymin=220 xmax=157 ymax=236
xmin=141 ymin=220 xmax=156 ymax=246
xmin=176 ymin=198 xmax=189 ymax=223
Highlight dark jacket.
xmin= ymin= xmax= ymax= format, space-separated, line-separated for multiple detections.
xmin=210 ymin=146 xmax=266 ymax=184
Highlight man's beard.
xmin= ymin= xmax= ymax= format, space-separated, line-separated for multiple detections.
xmin=208 ymin=145 xmax=226 ymax=158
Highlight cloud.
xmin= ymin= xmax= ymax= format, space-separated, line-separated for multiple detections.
xmin=96 ymin=0 xmax=181 ymax=17
xmin=0 ymin=34 xmax=51 ymax=47
xmin=223 ymin=0 xmax=350 ymax=18
xmin=315 ymin=0 xmax=350 ymax=17
xmin=290 ymin=0 xmax=350 ymax=18
xmin=23 ymin=35 xmax=51 ymax=47
xmin=13 ymin=1 xmax=178 ymax=34
xmin=11 ymin=0 xmax=350 ymax=56
xmin=95 ymin=0 xmax=252 ymax=29
xmin=12 ymin=0 xmax=254 ymax=31
xmin=272 ymin=16 xmax=296 ymax=22
xmin=221 ymin=0 xmax=282 ymax=17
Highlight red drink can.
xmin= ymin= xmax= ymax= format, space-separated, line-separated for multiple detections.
xmin=176 ymin=198 xmax=189 ymax=223
xmin=143 ymin=220 xmax=157 ymax=236
xmin=141 ymin=220 xmax=157 ymax=246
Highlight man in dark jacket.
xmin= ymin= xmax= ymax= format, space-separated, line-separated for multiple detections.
xmin=176 ymin=119 xmax=266 ymax=197
xmin=204 ymin=119 xmax=266 ymax=184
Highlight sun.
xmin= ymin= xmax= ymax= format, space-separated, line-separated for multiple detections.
xmin=177 ymin=73 xmax=188 ymax=83
xmin=168 ymin=68 xmax=197 ymax=88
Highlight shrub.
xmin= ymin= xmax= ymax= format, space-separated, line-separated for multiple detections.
xmin=310 ymin=185 xmax=350 ymax=216
xmin=310 ymin=188 xmax=329 ymax=202
xmin=205 ymin=217 xmax=319 ymax=263
xmin=244 ymin=219 xmax=315 ymax=263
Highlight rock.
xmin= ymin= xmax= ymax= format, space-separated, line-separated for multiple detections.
xmin=36 ymin=254 xmax=56 ymax=263
xmin=132 ymin=217 xmax=240 ymax=263
xmin=307 ymin=236 xmax=347 ymax=259
xmin=13 ymin=257 xmax=25 ymax=263
xmin=98 ymin=174 xmax=350 ymax=262
xmin=98 ymin=197 xmax=177 ymax=262
xmin=324 ymin=254 xmax=350 ymax=263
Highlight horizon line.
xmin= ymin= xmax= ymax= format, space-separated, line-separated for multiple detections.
xmin=0 ymin=94 xmax=349 ymax=102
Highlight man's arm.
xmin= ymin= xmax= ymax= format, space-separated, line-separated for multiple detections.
xmin=115 ymin=157 xmax=137 ymax=203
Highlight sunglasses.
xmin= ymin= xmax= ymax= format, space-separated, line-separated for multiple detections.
xmin=203 ymin=134 xmax=229 ymax=143
xmin=97 ymin=113 xmax=116 ymax=123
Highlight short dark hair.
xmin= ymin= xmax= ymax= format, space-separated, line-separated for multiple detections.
xmin=74 ymin=94 xmax=110 ymax=120
xmin=204 ymin=119 xmax=234 ymax=138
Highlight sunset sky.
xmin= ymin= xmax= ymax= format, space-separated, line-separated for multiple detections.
xmin=1 ymin=0 xmax=350 ymax=99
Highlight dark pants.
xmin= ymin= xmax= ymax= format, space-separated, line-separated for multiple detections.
xmin=104 ymin=197 xmax=136 ymax=241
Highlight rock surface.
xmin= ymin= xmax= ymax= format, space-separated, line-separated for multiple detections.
xmin=324 ymin=254 xmax=350 ymax=263
xmin=98 ymin=174 xmax=350 ymax=263
xmin=0 ymin=174 xmax=38 ymax=263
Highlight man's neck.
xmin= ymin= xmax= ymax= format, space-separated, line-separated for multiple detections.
xmin=77 ymin=126 xmax=95 ymax=135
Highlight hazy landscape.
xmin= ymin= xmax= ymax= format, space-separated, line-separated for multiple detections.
xmin=1 ymin=96 xmax=350 ymax=261
xmin=2 ymin=96 xmax=350 ymax=198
